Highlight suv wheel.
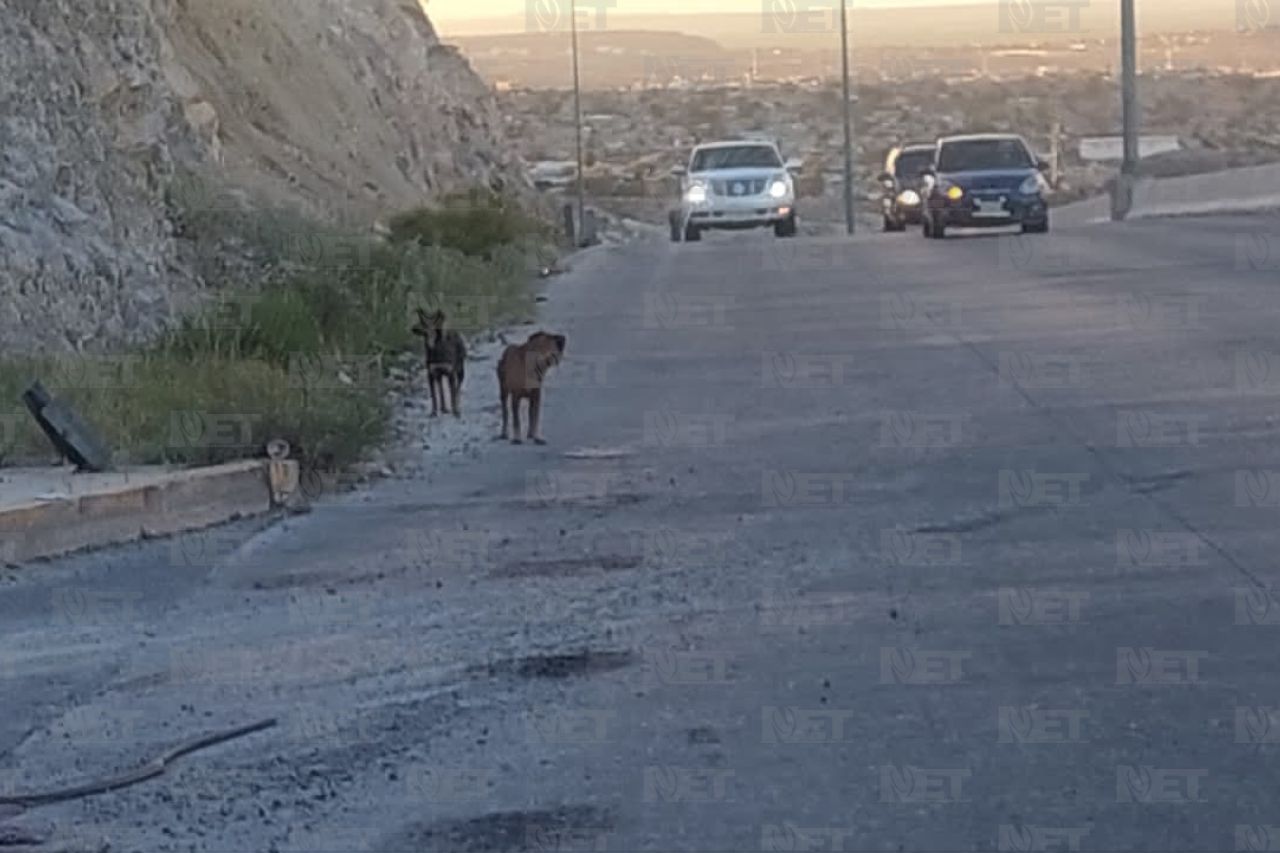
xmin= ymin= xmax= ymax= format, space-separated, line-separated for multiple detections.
xmin=884 ymin=215 xmax=904 ymax=233
xmin=684 ymin=223 xmax=702 ymax=242
xmin=774 ymin=214 xmax=798 ymax=238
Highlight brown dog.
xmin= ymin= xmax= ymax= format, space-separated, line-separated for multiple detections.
xmin=411 ymin=308 xmax=467 ymax=417
xmin=497 ymin=331 xmax=567 ymax=444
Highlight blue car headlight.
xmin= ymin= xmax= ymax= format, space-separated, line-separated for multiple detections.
xmin=1019 ymin=174 xmax=1049 ymax=196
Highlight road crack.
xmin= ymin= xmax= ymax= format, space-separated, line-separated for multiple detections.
xmin=947 ymin=328 xmax=1269 ymax=592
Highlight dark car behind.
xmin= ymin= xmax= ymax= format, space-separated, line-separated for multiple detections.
xmin=878 ymin=144 xmax=935 ymax=231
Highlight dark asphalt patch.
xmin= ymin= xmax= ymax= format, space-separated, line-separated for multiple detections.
xmin=403 ymin=494 xmax=650 ymax=512
xmin=110 ymin=670 xmax=169 ymax=693
xmin=488 ymin=554 xmax=642 ymax=579
xmin=470 ymin=650 xmax=636 ymax=681
xmin=910 ymin=508 xmax=1008 ymax=534
xmin=377 ymin=804 xmax=614 ymax=853
xmin=910 ymin=502 xmax=1064 ymax=535
xmin=522 ymin=493 xmax=649 ymax=510
xmin=1121 ymin=469 xmax=1194 ymax=494
xmin=0 ymin=822 xmax=46 ymax=847
xmin=247 ymin=567 xmax=394 ymax=591
xmin=686 ymin=726 xmax=721 ymax=745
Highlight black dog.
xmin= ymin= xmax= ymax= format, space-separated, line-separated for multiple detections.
xmin=412 ymin=308 xmax=467 ymax=417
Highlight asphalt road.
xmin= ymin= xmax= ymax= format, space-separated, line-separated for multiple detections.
xmin=4 ymin=214 xmax=1280 ymax=852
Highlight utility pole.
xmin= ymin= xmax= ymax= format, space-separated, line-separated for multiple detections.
xmin=1114 ymin=0 xmax=1139 ymax=220
xmin=570 ymin=0 xmax=588 ymax=245
xmin=1049 ymin=120 xmax=1062 ymax=188
xmin=839 ymin=0 xmax=855 ymax=235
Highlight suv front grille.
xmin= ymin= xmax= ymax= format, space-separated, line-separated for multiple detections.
xmin=711 ymin=178 xmax=768 ymax=197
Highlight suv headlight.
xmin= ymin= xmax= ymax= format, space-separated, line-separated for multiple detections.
xmin=685 ymin=182 xmax=708 ymax=203
xmin=1020 ymin=174 xmax=1048 ymax=196
xmin=897 ymin=189 xmax=921 ymax=206
xmin=768 ymin=177 xmax=790 ymax=199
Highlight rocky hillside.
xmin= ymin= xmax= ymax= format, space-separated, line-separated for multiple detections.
xmin=0 ymin=0 xmax=525 ymax=353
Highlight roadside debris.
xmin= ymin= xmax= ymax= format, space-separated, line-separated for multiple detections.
xmin=20 ymin=381 xmax=112 ymax=473
xmin=538 ymin=261 xmax=572 ymax=278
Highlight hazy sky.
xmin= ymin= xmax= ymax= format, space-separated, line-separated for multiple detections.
xmin=425 ymin=0 xmax=987 ymax=26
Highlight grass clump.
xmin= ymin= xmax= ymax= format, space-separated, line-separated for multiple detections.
xmin=0 ymin=178 xmax=548 ymax=471
xmin=0 ymin=355 xmax=386 ymax=470
xmin=387 ymin=189 xmax=552 ymax=259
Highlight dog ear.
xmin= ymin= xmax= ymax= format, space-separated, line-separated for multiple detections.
xmin=553 ymin=334 xmax=566 ymax=353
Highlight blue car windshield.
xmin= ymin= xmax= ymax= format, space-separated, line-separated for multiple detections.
xmin=937 ymin=139 xmax=1034 ymax=172
xmin=692 ymin=146 xmax=782 ymax=171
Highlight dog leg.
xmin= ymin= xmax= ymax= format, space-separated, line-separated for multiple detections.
xmin=443 ymin=372 xmax=455 ymax=415
xmin=497 ymin=390 xmax=509 ymax=440
xmin=450 ymin=374 xmax=462 ymax=418
xmin=511 ymin=396 xmax=523 ymax=444
xmin=429 ymin=374 xmax=441 ymax=417
xmin=528 ymin=388 xmax=545 ymax=445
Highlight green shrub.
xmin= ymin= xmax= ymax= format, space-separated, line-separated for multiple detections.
xmin=387 ymin=190 xmax=548 ymax=258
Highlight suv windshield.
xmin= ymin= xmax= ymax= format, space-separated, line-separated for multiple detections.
xmin=937 ymin=138 xmax=1034 ymax=172
xmin=691 ymin=145 xmax=783 ymax=172
xmin=894 ymin=150 xmax=934 ymax=180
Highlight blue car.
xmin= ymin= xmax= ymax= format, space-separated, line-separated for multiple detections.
xmin=920 ymin=134 xmax=1051 ymax=239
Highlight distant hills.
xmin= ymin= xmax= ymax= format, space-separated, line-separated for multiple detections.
xmin=457 ymin=30 xmax=723 ymax=56
xmin=442 ymin=0 xmax=1252 ymax=48
xmin=455 ymin=29 xmax=735 ymax=90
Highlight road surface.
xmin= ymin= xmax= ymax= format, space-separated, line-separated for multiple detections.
xmin=4 ymin=214 xmax=1280 ymax=852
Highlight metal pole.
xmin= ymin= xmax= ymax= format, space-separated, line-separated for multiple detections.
xmin=570 ymin=0 xmax=587 ymax=245
xmin=1049 ymin=120 xmax=1062 ymax=188
xmin=1121 ymin=0 xmax=1139 ymax=173
xmin=839 ymin=0 xmax=855 ymax=235
xmin=1114 ymin=0 xmax=1139 ymax=220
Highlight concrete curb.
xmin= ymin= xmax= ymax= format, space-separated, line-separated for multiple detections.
xmin=1055 ymin=163 xmax=1280 ymax=226
xmin=0 ymin=460 xmax=298 ymax=565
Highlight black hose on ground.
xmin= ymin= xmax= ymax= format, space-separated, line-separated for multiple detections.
xmin=0 ymin=718 xmax=277 ymax=808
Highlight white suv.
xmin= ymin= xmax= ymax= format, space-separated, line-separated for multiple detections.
xmin=670 ymin=140 xmax=799 ymax=242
